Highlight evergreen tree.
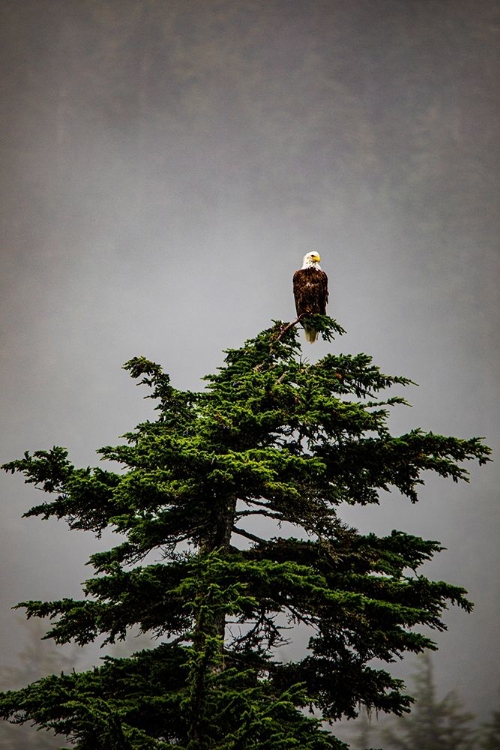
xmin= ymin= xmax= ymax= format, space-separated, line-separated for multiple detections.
xmin=381 ymin=653 xmax=476 ymax=750
xmin=480 ymin=696 xmax=500 ymax=750
xmin=0 ymin=618 xmax=78 ymax=749
xmin=0 ymin=319 xmax=490 ymax=749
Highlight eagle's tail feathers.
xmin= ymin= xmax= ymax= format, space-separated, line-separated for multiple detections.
xmin=304 ymin=326 xmax=318 ymax=343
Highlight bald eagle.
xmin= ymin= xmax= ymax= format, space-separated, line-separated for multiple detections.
xmin=293 ymin=252 xmax=329 ymax=343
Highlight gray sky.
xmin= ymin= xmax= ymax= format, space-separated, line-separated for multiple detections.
xmin=1 ymin=0 xmax=499 ymax=724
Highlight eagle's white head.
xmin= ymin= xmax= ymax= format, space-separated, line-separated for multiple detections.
xmin=302 ymin=252 xmax=322 ymax=269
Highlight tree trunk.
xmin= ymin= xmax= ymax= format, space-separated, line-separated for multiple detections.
xmin=188 ymin=494 xmax=237 ymax=747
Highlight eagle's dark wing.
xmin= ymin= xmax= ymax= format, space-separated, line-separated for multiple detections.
xmin=293 ymin=268 xmax=329 ymax=316
xmin=318 ymin=270 xmax=328 ymax=315
xmin=292 ymin=269 xmax=305 ymax=317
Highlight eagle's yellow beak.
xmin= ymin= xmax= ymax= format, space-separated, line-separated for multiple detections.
xmin=313 ymin=253 xmax=321 ymax=262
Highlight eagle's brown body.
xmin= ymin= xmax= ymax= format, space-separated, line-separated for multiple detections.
xmin=293 ymin=264 xmax=329 ymax=343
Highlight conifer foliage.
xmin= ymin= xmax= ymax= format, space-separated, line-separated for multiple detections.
xmin=480 ymin=695 xmax=500 ymax=750
xmin=381 ymin=653 xmax=476 ymax=750
xmin=0 ymin=319 xmax=490 ymax=749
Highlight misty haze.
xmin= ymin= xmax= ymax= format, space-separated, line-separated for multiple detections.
xmin=0 ymin=1 xmax=499 ymax=747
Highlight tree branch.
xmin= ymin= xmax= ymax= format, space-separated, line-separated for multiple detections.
xmin=232 ymin=526 xmax=264 ymax=544
xmin=273 ymin=315 xmax=305 ymax=342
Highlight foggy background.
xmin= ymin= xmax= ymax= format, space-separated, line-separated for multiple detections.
xmin=1 ymin=0 xmax=499 ymax=731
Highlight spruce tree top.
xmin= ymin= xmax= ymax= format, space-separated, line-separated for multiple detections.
xmin=0 ymin=318 xmax=491 ymax=749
